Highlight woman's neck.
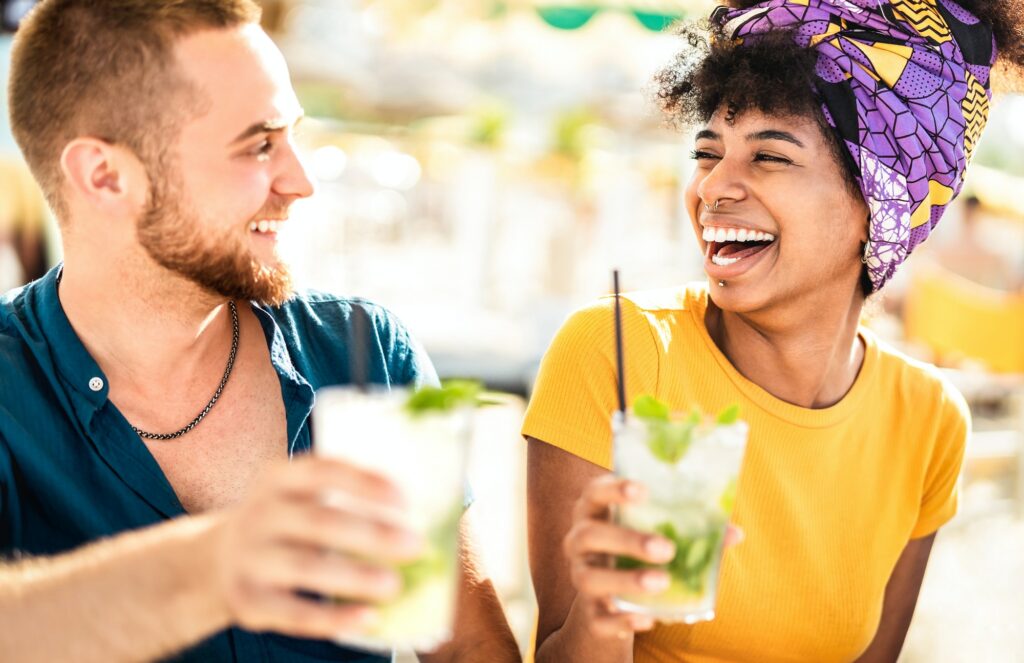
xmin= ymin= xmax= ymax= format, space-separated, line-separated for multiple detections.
xmin=704 ymin=286 xmax=866 ymax=409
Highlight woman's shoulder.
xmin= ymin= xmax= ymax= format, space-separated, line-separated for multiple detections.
xmin=620 ymin=282 xmax=705 ymax=314
xmin=550 ymin=283 xmax=706 ymax=363
xmin=865 ymin=329 xmax=970 ymax=424
xmin=564 ymin=282 xmax=705 ymax=329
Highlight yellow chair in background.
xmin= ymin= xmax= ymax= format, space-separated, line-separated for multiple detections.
xmin=905 ymin=261 xmax=1024 ymax=374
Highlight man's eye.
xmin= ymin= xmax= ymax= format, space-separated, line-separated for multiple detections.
xmin=690 ymin=149 xmax=719 ymax=161
xmin=252 ymin=139 xmax=274 ymax=158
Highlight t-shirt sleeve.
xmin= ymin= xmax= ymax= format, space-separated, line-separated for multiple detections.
xmin=521 ymin=299 xmax=658 ymax=470
xmin=910 ymin=382 xmax=970 ymax=539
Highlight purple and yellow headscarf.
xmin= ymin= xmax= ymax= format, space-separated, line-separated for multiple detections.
xmin=712 ymin=0 xmax=997 ymax=291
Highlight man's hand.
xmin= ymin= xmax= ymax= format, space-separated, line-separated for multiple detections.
xmin=213 ymin=455 xmax=427 ymax=640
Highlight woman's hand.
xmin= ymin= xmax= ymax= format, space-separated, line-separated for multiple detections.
xmin=562 ymin=475 xmax=673 ymax=638
xmin=563 ymin=474 xmax=745 ymax=640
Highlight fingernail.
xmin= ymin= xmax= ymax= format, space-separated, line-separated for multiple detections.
xmin=642 ymin=571 xmax=670 ymax=592
xmin=358 ymin=607 xmax=380 ymax=626
xmin=645 ymin=537 xmax=675 ymax=560
xmin=379 ymin=570 xmax=402 ymax=596
xmin=337 ymin=607 xmax=378 ymax=638
xmin=404 ymin=532 xmax=426 ymax=551
xmin=633 ymin=616 xmax=655 ymax=631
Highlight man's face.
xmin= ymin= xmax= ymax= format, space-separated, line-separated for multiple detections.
xmin=138 ymin=24 xmax=314 ymax=305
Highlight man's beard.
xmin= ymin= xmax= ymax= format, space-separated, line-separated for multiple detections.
xmin=136 ymin=173 xmax=294 ymax=307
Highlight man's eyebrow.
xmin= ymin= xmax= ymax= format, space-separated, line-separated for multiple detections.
xmin=746 ymin=130 xmax=805 ymax=147
xmin=229 ymin=112 xmax=305 ymax=146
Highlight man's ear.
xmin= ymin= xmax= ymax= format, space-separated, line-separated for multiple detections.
xmin=59 ymin=138 xmax=148 ymax=212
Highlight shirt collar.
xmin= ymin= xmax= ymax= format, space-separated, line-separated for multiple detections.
xmin=31 ymin=265 xmax=314 ymax=452
xmin=244 ymin=300 xmax=315 ymax=456
xmin=35 ymin=265 xmax=111 ymax=420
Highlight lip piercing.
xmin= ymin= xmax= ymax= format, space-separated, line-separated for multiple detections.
xmin=718 ymin=280 xmax=726 ymax=287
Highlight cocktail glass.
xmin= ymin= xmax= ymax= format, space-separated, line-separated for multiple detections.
xmin=612 ymin=410 xmax=747 ymax=623
xmin=313 ymin=387 xmax=469 ymax=652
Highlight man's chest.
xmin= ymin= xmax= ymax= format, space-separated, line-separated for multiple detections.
xmin=142 ymin=358 xmax=290 ymax=514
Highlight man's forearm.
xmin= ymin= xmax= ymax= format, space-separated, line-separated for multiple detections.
xmin=420 ymin=574 xmax=520 ymax=663
xmin=419 ymin=516 xmax=521 ymax=663
xmin=0 ymin=513 xmax=231 ymax=663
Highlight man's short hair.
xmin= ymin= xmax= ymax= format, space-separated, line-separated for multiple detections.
xmin=7 ymin=0 xmax=262 ymax=219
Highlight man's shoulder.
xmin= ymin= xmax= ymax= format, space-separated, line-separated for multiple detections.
xmin=0 ymin=282 xmax=51 ymax=413
xmin=264 ymin=289 xmax=434 ymax=389
xmin=0 ymin=282 xmax=29 ymax=330
xmin=0 ymin=282 xmax=37 ymax=360
xmin=267 ymin=289 xmax=411 ymax=342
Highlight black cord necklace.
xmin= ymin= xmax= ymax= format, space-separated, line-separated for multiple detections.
xmin=134 ymin=301 xmax=240 ymax=440
xmin=56 ymin=269 xmax=240 ymax=441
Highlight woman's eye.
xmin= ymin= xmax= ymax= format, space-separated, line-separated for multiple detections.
xmin=754 ymin=153 xmax=791 ymax=164
xmin=690 ymin=149 xmax=719 ymax=161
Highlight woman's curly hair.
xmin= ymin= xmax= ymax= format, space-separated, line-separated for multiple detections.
xmin=655 ymin=0 xmax=1024 ymax=174
xmin=655 ymin=0 xmax=1024 ymax=295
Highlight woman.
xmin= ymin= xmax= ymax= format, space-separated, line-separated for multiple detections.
xmin=523 ymin=1 xmax=1023 ymax=661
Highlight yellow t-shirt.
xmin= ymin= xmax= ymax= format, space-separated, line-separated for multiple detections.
xmin=522 ymin=284 xmax=969 ymax=663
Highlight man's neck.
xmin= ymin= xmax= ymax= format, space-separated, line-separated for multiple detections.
xmin=705 ymin=284 xmax=866 ymax=410
xmin=58 ymin=250 xmax=234 ymax=395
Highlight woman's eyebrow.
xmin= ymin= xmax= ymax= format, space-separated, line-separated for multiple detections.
xmin=746 ymin=130 xmax=805 ymax=147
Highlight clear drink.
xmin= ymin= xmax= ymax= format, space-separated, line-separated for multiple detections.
xmin=313 ymin=387 xmax=469 ymax=652
xmin=612 ymin=409 xmax=747 ymax=623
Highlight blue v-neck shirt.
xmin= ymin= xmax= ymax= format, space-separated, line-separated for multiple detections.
xmin=0 ymin=266 xmax=438 ymax=662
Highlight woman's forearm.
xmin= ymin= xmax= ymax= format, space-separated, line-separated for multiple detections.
xmin=535 ymin=597 xmax=633 ymax=663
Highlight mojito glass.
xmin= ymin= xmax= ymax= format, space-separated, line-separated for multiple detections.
xmin=612 ymin=408 xmax=747 ymax=623
xmin=313 ymin=387 xmax=469 ymax=652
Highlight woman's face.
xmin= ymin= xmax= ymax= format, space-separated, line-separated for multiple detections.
xmin=684 ymin=108 xmax=869 ymax=314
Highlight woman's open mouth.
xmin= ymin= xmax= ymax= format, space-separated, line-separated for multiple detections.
xmin=702 ymin=225 xmax=777 ymax=277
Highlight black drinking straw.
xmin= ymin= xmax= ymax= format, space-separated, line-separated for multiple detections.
xmin=350 ymin=303 xmax=370 ymax=391
xmin=613 ymin=270 xmax=626 ymax=417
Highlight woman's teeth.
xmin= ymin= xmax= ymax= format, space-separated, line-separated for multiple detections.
xmin=249 ymin=220 xmax=281 ymax=233
xmin=701 ymin=226 xmax=775 ymax=243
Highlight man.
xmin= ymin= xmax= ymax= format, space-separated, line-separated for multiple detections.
xmin=0 ymin=1 xmax=520 ymax=661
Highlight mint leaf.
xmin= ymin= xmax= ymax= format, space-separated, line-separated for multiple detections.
xmin=716 ymin=403 xmax=741 ymax=425
xmin=404 ymin=379 xmax=484 ymax=415
xmin=684 ymin=537 xmax=710 ymax=572
xmin=719 ymin=478 xmax=738 ymax=515
xmin=615 ymin=555 xmax=648 ymax=571
xmin=633 ymin=395 xmax=670 ymax=422
xmin=645 ymin=420 xmax=695 ymax=464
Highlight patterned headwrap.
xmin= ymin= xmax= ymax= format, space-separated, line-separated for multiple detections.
xmin=712 ymin=0 xmax=997 ymax=291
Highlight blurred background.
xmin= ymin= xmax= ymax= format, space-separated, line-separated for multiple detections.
xmin=2 ymin=1 xmax=1023 ymax=660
